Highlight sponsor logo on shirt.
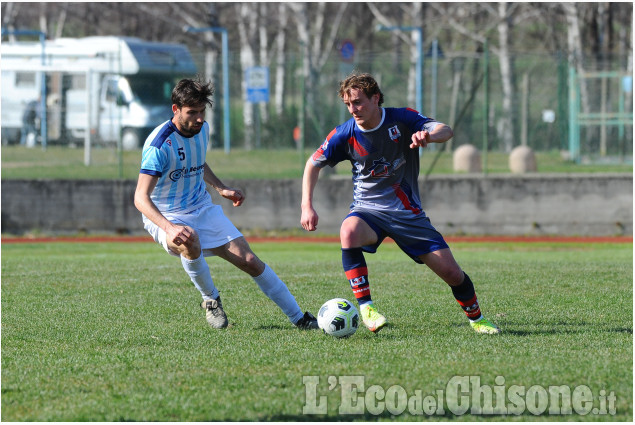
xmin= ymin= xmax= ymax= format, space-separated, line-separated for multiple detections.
xmin=169 ymin=164 xmax=205 ymax=182
xmin=369 ymin=158 xmax=391 ymax=177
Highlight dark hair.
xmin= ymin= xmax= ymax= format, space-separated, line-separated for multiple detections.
xmin=171 ymin=77 xmax=214 ymax=108
xmin=338 ymin=72 xmax=384 ymax=106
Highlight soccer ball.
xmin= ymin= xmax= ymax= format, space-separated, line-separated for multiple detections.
xmin=317 ymin=298 xmax=359 ymax=338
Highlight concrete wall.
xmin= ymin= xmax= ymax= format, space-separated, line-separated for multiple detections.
xmin=1 ymin=174 xmax=632 ymax=236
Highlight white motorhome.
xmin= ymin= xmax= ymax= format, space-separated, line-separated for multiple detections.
xmin=1 ymin=36 xmax=197 ymax=149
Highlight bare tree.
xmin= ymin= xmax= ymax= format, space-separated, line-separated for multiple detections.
xmin=496 ymin=2 xmax=514 ymax=152
xmin=236 ymin=3 xmax=258 ymax=149
xmin=563 ymin=3 xmax=590 ymax=115
xmin=430 ymin=3 xmax=542 ymax=152
xmin=287 ymin=2 xmax=349 ymax=135
xmin=273 ymin=3 xmax=288 ymax=117
xmin=367 ymin=2 xmax=424 ymax=109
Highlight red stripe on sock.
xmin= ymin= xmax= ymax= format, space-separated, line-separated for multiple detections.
xmin=352 ymin=285 xmax=371 ymax=299
xmin=345 ymin=267 xmax=368 ymax=280
xmin=456 ymin=295 xmax=481 ymax=319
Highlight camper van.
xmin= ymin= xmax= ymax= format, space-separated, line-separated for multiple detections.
xmin=1 ymin=36 xmax=197 ymax=149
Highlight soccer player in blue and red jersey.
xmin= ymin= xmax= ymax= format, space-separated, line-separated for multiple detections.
xmin=301 ymin=72 xmax=500 ymax=334
xmin=135 ymin=78 xmax=318 ymax=330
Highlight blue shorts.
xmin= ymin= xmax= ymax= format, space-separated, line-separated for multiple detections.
xmin=346 ymin=208 xmax=449 ymax=264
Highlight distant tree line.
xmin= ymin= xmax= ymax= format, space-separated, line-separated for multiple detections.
xmin=2 ymin=2 xmax=632 ymax=152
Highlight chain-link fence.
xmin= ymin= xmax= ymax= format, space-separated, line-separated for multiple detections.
xmin=2 ymin=38 xmax=632 ymax=171
xmin=189 ymin=45 xmax=632 ymax=160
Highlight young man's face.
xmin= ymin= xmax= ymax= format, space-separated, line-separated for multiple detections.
xmin=342 ymin=88 xmax=381 ymax=130
xmin=172 ymin=103 xmax=206 ymax=137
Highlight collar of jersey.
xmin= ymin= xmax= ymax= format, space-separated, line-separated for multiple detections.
xmin=356 ymin=108 xmax=385 ymax=133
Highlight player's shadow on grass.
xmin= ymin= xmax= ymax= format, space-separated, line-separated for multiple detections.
xmin=499 ymin=320 xmax=632 ymax=336
xmin=264 ymin=408 xmax=477 ymax=421
xmin=255 ymin=324 xmax=289 ymax=331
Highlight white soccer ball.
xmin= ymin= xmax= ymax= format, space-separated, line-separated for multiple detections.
xmin=317 ymin=298 xmax=359 ymax=338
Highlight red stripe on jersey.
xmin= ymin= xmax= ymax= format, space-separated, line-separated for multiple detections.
xmin=311 ymin=148 xmax=324 ymax=161
xmin=392 ymin=184 xmax=422 ymax=214
xmin=406 ymin=107 xmax=420 ymax=114
xmin=326 ymin=128 xmax=337 ymax=141
xmin=347 ymin=136 xmax=369 ymax=156
xmin=345 ymin=267 xmax=368 ymax=280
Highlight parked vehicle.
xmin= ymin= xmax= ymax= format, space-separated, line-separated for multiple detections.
xmin=1 ymin=36 xmax=197 ymax=149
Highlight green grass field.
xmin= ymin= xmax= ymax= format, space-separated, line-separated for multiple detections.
xmin=1 ymin=239 xmax=632 ymax=421
xmin=1 ymin=145 xmax=632 ymax=180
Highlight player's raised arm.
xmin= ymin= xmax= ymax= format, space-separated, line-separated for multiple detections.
xmin=301 ymin=159 xmax=322 ymax=231
xmin=410 ymin=123 xmax=454 ymax=149
xmin=203 ymin=163 xmax=244 ymax=207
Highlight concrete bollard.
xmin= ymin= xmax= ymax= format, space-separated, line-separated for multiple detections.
xmin=453 ymin=144 xmax=482 ymax=173
xmin=509 ymin=145 xmax=537 ymax=173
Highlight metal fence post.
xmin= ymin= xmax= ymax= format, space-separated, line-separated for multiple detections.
xmin=482 ymin=39 xmax=489 ymax=175
xmin=568 ymin=66 xmax=580 ymax=163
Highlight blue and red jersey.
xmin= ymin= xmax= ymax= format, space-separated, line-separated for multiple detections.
xmin=311 ymin=107 xmax=439 ymax=215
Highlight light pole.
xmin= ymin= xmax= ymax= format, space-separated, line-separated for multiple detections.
xmin=2 ymin=28 xmax=48 ymax=150
xmin=185 ymin=26 xmax=231 ymax=154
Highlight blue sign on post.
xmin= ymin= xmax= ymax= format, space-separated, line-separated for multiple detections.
xmin=339 ymin=40 xmax=355 ymax=63
xmin=246 ymin=66 xmax=269 ymax=103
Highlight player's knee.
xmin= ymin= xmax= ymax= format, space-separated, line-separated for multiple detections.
xmin=243 ymin=253 xmax=265 ymax=276
xmin=180 ymin=231 xmax=202 ymax=259
xmin=443 ymin=268 xmax=465 ymax=287
xmin=340 ymin=223 xmax=362 ymax=247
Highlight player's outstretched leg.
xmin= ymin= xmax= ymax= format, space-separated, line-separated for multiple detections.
xmin=212 ymin=238 xmax=318 ymax=329
xmin=342 ymin=247 xmax=386 ymax=332
xmin=451 ymin=273 xmax=500 ymax=334
xmin=253 ymin=264 xmax=318 ymax=329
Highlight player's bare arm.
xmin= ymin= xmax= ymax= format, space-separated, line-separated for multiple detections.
xmin=203 ymin=163 xmax=244 ymax=207
xmin=301 ymin=159 xmax=322 ymax=231
xmin=409 ymin=123 xmax=454 ymax=149
xmin=134 ymin=173 xmax=194 ymax=248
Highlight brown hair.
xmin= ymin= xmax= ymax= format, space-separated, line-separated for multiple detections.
xmin=338 ymin=72 xmax=384 ymax=106
xmin=171 ymin=77 xmax=214 ymax=108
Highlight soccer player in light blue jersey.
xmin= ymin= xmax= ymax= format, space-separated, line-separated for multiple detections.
xmin=301 ymin=72 xmax=499 ymax=335
xmin=135 ymin=78 xmax=318 ymax=330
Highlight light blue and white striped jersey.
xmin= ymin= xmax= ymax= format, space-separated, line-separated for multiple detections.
xmin=140 ymin=119 xmax=212 ymax=214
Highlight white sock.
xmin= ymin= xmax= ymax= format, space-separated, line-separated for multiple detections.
xmin=181 ymin=254 xmax=219 ymax=301
xmin=253 ymin=264 xmax=304 ymax=324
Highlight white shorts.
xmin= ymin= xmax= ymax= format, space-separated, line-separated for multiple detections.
xmin=143 ymin=203 xmax=243 ymax=257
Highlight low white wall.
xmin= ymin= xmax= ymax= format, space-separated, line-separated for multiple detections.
xmin=1 ymin=174 xmax=632 ymax=236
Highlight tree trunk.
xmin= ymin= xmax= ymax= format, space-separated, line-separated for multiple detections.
xmin=563 ymin=3 xmax=590 ymax=115
xmin=258 ymin=3 xmax=269 ymax=126
xmin=274 ymin=3 xmax=288 ymax=117
xmin=288 ymin=3 xmax=314 ymax=138
xmin=38 ymin=2 xmax=48 ymax=35
xmin=497 ymin=2 xmax=515 ymax=152
xmin=54 ymin=5 xmax=67 ymax=38
xmin=237 ymin=3 xmax=257 ymax=150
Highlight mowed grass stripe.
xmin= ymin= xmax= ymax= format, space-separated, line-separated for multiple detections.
xmin=1 ymin=241 xmax=632 ymax=421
